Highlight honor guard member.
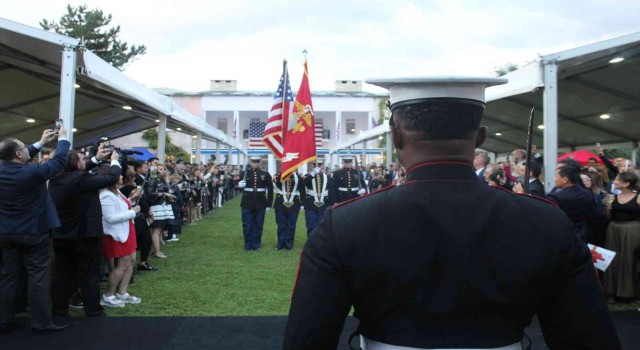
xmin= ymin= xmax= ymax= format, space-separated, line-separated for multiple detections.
xmin=272 ymin=171 xmax=305 ymax=250
xmin=284 ymin=77 xmax=620 ymax=350
xmin=302 ymin=160 xmax=334 ymax=237
xmin=237 ymin=156 xmax=273 ymax=251
xmin=332 ymin=156 xmax=366 ymax=203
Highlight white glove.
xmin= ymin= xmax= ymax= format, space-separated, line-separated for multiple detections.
xmin=357 ymin=189 xmax=366 ymax=195
xmin=238 ymin=180 xmax=246 ymax=188
xmin=266 ymin=207 xmax=271 ymax=212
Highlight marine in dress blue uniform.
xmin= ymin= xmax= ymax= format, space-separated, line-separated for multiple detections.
xmin=272 ymin=172 xmax=304 ymax=250
xmin=238 ymin=156 xmax=273 ymax=251
xmin=284 ymin=77 xmax=620 ymax=350
xmin=302 ymin=160 xmax=334 ymax=237
xmin=332 ymin=156 xmax=366 ymax=204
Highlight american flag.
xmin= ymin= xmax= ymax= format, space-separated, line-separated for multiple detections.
xmin=249 ymin=121 xmax=266 ymax=147
xmin=262 ymin=61 xmax=293 ymax=159
xmin=233 ymin=114 xmax=238 ymax=139
xmin=315 ymin=120 xmax=323 ymax=148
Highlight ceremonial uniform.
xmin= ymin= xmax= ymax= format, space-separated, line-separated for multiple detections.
xmin=332 ymin=163 xmax=366 ymax=204
xmin=302 ymin=171 xmax=334 ymax=237
xmin=240 ymin=167 xmax=273 ymax=250
xmin=273 ymin=173 xmax=304 ymax=250
xmin=285 ymin=162 xmax=619 ymax=350
xmin=284 ymin=77 xmax=620 ymax=350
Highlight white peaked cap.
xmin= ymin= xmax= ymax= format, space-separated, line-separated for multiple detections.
xmin=365 ymin=76 xmax=508 ymax=109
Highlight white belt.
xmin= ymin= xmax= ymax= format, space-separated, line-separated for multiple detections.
xmin=361 ymin=337 xmax=521 ymax=350
xmin=338 ymin=187 xmax=360 ymax=192
xmin=244 ymin=188 xmax=266 ymax=192
xmin=305 ymin=188 xmax=329 ymax=196
xmin=274 ymin=189 xmax=300 ymax=196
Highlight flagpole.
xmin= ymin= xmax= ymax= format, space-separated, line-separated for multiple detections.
xmin=281 ymin=59 xmax=288 ymax=144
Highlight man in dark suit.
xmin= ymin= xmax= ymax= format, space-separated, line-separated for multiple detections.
xmin=0 ymin=126 xmax=70 ymax=333
xmin=474 ymin=152 xmax=489 ymax=183
xmin=512 ymin=161 xmax=545 ymax=198
xmin=284 ymin=77 xmax=619 ymax=349
xmin=546 ymin=164 xmax=596 ymax=243
xmin=48 ymin=145 xmax=122 ymax=317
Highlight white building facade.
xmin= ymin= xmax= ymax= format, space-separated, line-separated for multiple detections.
xmin=177 ymin=80 xmax=389 ymax=170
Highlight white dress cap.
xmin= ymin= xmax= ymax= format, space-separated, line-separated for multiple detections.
xmin=366 ymin=76 xmax=507 ymax=109
xmin=340 ymin=155 xmax=355 ymax=162
xmin=249 ymin=156 xmax=262 ymax=161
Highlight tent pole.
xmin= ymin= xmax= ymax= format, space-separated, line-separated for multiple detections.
xmin=195 ymin=132 xmax=202 ymax=165
xmin=157 ymin=114 xmax=167 ymax=163
xmin=543 ymin=61 xmax=559 ymax=193
xmin=59 ymin=47 xmax=77 ymax=147
xmin=216 ymin=141 xmax=221 ymax=164
xmin=385 ymin=132 xmax=392 ymax=168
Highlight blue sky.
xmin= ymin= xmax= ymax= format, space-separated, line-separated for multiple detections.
xmin=2 ymin=0 xmax=638 ymax=92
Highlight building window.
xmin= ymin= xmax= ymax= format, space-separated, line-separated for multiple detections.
xmin=217 ymin=119 xmax=228 ymax=134
xmin=346 ymin=119 xmax=356 ymax=135
xmin=322 ymin=129 xmax=331 ymax=140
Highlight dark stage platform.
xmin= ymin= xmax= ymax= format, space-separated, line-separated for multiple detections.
xmin=2 ymin=312 xmax=638 ymax=349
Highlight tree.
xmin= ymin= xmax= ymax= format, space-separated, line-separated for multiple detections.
xmin=40 ymin=4 xmax=146 ymax=70
xmin=494 ymin=62 xmax=519 ymax=77
xmin=141 ymin=129 xmax=190 ymax=161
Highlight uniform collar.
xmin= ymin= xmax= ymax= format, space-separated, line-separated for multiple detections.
xmin=405 ymin=161 xmax=479 ymax=182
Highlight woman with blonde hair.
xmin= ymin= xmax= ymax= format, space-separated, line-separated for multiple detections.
xmin=99 ymin=166 xmax=142 ymax=307
xmin=144 ymin=163 xmax=176 ymax=258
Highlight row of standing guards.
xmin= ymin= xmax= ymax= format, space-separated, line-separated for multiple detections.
xmin=239 ymin=156 xmax=364 ymax=251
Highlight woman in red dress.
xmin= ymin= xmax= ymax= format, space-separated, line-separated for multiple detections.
xmin=98 ymin=166 xmax=142 ymax=308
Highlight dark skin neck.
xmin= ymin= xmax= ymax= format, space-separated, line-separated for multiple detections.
xmin=391 ymin=118 xmax=487 ymax=171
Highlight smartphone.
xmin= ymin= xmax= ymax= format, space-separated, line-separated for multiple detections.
xmin=149 ymin=166 xmax=158 ymax=179
xmin=55 ymin=119 xmax=63 ymax=131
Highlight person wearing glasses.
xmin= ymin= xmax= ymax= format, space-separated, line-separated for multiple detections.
xmin=0 ymin=126 xmax=71 ymax=334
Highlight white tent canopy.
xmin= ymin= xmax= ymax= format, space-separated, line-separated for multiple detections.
xmin=0 ymin=17 xmax=242 ymax=160
xmin=330 ymin=32 xmax=640 ymax=190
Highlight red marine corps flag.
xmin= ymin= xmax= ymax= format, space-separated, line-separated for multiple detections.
xmin=281 ymin=60 xmax=316 ymax=181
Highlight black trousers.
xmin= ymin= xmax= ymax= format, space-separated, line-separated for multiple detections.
xmin=52 ymin=237 xmax=103 ymax=316
xmin=135 ymin=217 xmax=151 ymax=263
xmin=0 ymin=233 xmax=53 ymax=328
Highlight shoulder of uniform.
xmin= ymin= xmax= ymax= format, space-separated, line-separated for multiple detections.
xmin=332 ymin=184 xmax=394 ymax=210
xmin=489 ymin=184 xmax=558 ymax=207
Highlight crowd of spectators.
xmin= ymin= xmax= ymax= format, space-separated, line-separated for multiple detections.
xmin=475 ymin=146 xmax=640 ymax=307
xmin=0 ymin=127 xmax=243 ymax=332
xmin=1 ymin=124 xmax=639 ymax=333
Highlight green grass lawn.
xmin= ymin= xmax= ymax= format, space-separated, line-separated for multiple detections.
xmin=79 ymin=195 xmax=636 ymax=317
xmin=99 ymin=195 xmax=305 ymax=316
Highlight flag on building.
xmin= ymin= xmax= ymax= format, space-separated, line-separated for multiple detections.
xmin=249 ymin=121 xmax=266 ymax=147
xmin=262 ymin=60 xmax=293 ymax=159
xmin=281 ymin=60 xmax=316 ymax=181
xmin=233 ymin=113 xmax=239 ymax=139
xmin=315 ymin=120 xmax=323 ymax=148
